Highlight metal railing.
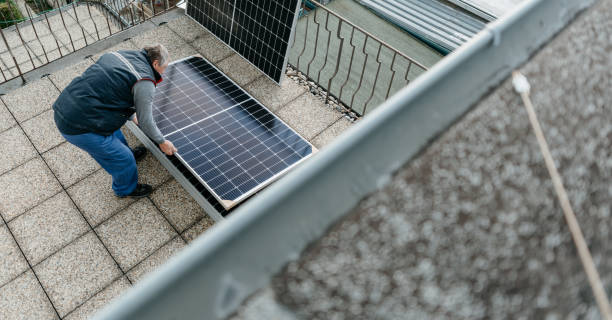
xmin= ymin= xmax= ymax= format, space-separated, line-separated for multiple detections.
xmin=0 ymin=0 xmax=174 ymax=84
xmin=289 ymin=0 xmax=428 ymax=116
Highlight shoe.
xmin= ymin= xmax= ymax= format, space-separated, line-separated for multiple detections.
xmin=118 ymin=184 xmax=152 ymax=198
xmin=132 ymin=146 xmax=147 ymax=161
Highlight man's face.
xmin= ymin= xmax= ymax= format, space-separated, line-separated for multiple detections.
xmin=153 ymin=60 xmax=169 ymax=75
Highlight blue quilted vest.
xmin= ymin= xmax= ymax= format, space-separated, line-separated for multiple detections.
xmin=53 ymin=49 xmax=162 ymax=136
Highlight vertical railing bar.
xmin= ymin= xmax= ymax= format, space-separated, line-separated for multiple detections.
xmin=306 ymin=8 xmax=321 ymax=77
xmin=25 ymin=4 xmax=50 ymax=64
xmin=127 ymin=0 xmax=136 ymax=27
xmin=6 ymin=0 xmax=36 ymax=71
xmin=315 ymin=9 xmax=333 ymax=84
xmin=149 ymin=0 xmax=156 ymax=17
xmin=404 ymin=60 xmax=413 ymax=83
xmin=363 ymin=43 xmax=383 ymax=114
xmin=295 ymin=2 xmax=310 ymax=70
xmin=102 ymin=1 xmax=114 ymax=36
xmin=138 ymin=0 xmax=146 ymax=24
xmin=326 ymin=19 xmax=344 ymax=104
xmin=0 ymin=26 xmax=25 ymax=83
xmin=338 ymin=26 xmax=356 ymax=103
xmin=350 ymin=34 xmax=369 ymax=113
xmin=384 ymin=52 xmax=397 ymax=100
xmin=53 ymin=0 xmax=76 ymax=52
xmin=85 ymin=1 xmax=101 ymax=41
xmin=71 ymin=2 xmax=89 ymax=46
xmin=43 ymin=9 xmax=65 ymax=58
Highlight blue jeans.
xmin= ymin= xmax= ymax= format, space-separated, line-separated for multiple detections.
xmin=62 ymin=129 xmax=138 ymax=196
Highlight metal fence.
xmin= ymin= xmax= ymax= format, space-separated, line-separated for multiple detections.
xmin=0 ymin=0 xmax=174 ymax=83
xmin=288 ymin=0 xmax=428 ymax=116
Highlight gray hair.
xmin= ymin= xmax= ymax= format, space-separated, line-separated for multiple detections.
xmin=144 ymin=44 xmax=170 ymax=66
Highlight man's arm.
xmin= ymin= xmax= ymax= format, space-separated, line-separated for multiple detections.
xmin=133 ymin=81 xmax=177 ymax=155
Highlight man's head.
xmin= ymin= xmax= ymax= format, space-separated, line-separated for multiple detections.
xmin=144 ymin=44 xmax=170 ymax=75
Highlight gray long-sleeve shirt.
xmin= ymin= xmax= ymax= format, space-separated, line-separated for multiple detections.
xmin=132 ymin=80 xmax=165 ymax=144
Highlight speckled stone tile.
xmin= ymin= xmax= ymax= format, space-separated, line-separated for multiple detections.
xmin=129 ymin=25 xmax=198 ymax=61
xmin=0 ymin=271 xmax=58 ymax=320
xmin=1 ymin=77 xmax=59 ymax=123
xmin=150 ymin=179 xmax=205 ymax=232
xmin=43 ymin=142 xmax=100 ymax=188
xmin=120 ymin=124 xmax=142 ymax=147
xmin=34 ymin=232 xmax=121 ymax=317
xmin=96 ymin=198 xmax=176 ymax=270
xmin=217 ymin=54 xmax=263 ymax=86
xmin=165 ymin=15 xmax=209 ymax=43
xmin=21 ymin=109 xmax=64 ymax=153
xmin=0 ymin=224 xmax=28 ymax=287
xmin=182 ymin=216 xmax=215 ymax=243
xmin=9 ymin=192 xmax=89 ymax=265
xmin=0 ymin=157 xmax=62 ymax=221
xmin=277 ymin=93 xmax=342 ymax=140
xmin=191 ymin=34 xmax=234 ymax=63
xmin=63 ymin=277 xmax=130 ymax=320
xmin=67 ymin=169 xmax=135 ymax=226
xmin=92 ymin=40 xmax=138 ymax=62
xmin=245 ymin=76 xmax=306 ymax=111
xmin=137 ymin=153 xmax=171 ymax=188
xmin=0 ymin=100 xmax=16 ymax=133
xmin=0 ymin=126 xmax=37 ymax=175
xmin=127 ymin=236 xmax=185 ymax=283
xmin=311 ymin=117 xmax=355 ymax=149
xmin=49 ymin=58 xmax=93 ymax=91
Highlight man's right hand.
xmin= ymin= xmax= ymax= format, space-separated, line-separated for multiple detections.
xmin=159 ymin=140 xmax=177 ymax=156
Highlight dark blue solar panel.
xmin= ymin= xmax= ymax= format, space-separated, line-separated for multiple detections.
xmin=186 ymin=0 xmax=301 ymax=83
xmin=152 ymin=56 xmax=314 ymax=209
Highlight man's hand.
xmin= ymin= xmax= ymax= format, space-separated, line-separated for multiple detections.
xmin=132 ymin=114 xmax=139 ymax=125
xmin=159 ymin=140 xmax=177 ymax=156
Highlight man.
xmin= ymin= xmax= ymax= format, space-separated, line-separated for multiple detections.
xmin=53 ymin=44 xmax=177 ymax=198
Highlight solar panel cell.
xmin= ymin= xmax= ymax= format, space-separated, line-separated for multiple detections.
xmin=152 ymin=56 xmax=314 ymax=209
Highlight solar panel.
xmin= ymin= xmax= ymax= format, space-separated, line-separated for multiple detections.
xmin=153 ymin=56 xmax=314 ymax=210
xmin=186 ymin=0 xmax=301 ymax=83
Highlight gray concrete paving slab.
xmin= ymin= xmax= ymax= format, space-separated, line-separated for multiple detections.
xmin=67 ymin=169 xmax=136 ymax=226
xmin=0 ymin=126 xmax=37 ymax=176
xmin=129 ymin=24 xmax=198 ymax=61
xmin=43 ymin=142 xmax=100 ymax=188
xmin=126 ymin=236 xmax=185 ymax=283
xmin=245 ymin=75 xmax=306 ymax=111
xmin=165 ymin=14 xmax=208 ymax=43
xmin=311 ymin=117 xmax=355 ymax=149
xmin=0 ymin=100 xmax=16 ymax=133
xmin=95 ymin=198 xmax=176 ymax=270
xmin=34 ymin=232 xmax=122 ymax=317
xmin=63 ymin=276 xmax=131 ymax=320
xmin=277 ymin=93 xmax=342 ymax=140
xmin=8 ymin=192 xmax=89 ymax=265
xmin=48 ymin=58 xmax=92 ymax=91
xmin=217 ymin=54 xmax=263 ymax=86
xmin=181 ymin=215 xmax=215 ymax=243
xmin=1 ymin=77 xmax=58 ymax=123
xmin=191 ymin=33 xmax=234 ymax=63
xmin=92 ymin=39 xmax=138 ymax=62
xmin=0 ymin=224 xmax=29 ymax=288
xmin=150 ymin=179 xmax=207 ymax=232
xmin=136 ymin=153 xmax=172 ymax=188
xmin=0 ymin=271 xmax=58 ymax=320
xmin=21 ymin=109 xmax=64 ymax=153
xmin=0 ymin=157 xmax=62 ymax=222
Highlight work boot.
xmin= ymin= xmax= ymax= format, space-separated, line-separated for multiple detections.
xmin=118 ymin=184 xmax=152 ymax=198
xmin=132 ymin=146 xmax=147 ymax=161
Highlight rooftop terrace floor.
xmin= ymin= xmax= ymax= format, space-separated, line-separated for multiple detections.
xmin=0 ymin=10 xmax=354 ymax=319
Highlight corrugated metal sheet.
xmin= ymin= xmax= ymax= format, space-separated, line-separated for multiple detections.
xmin=357 ymin=0 xmax=486 ymax=54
